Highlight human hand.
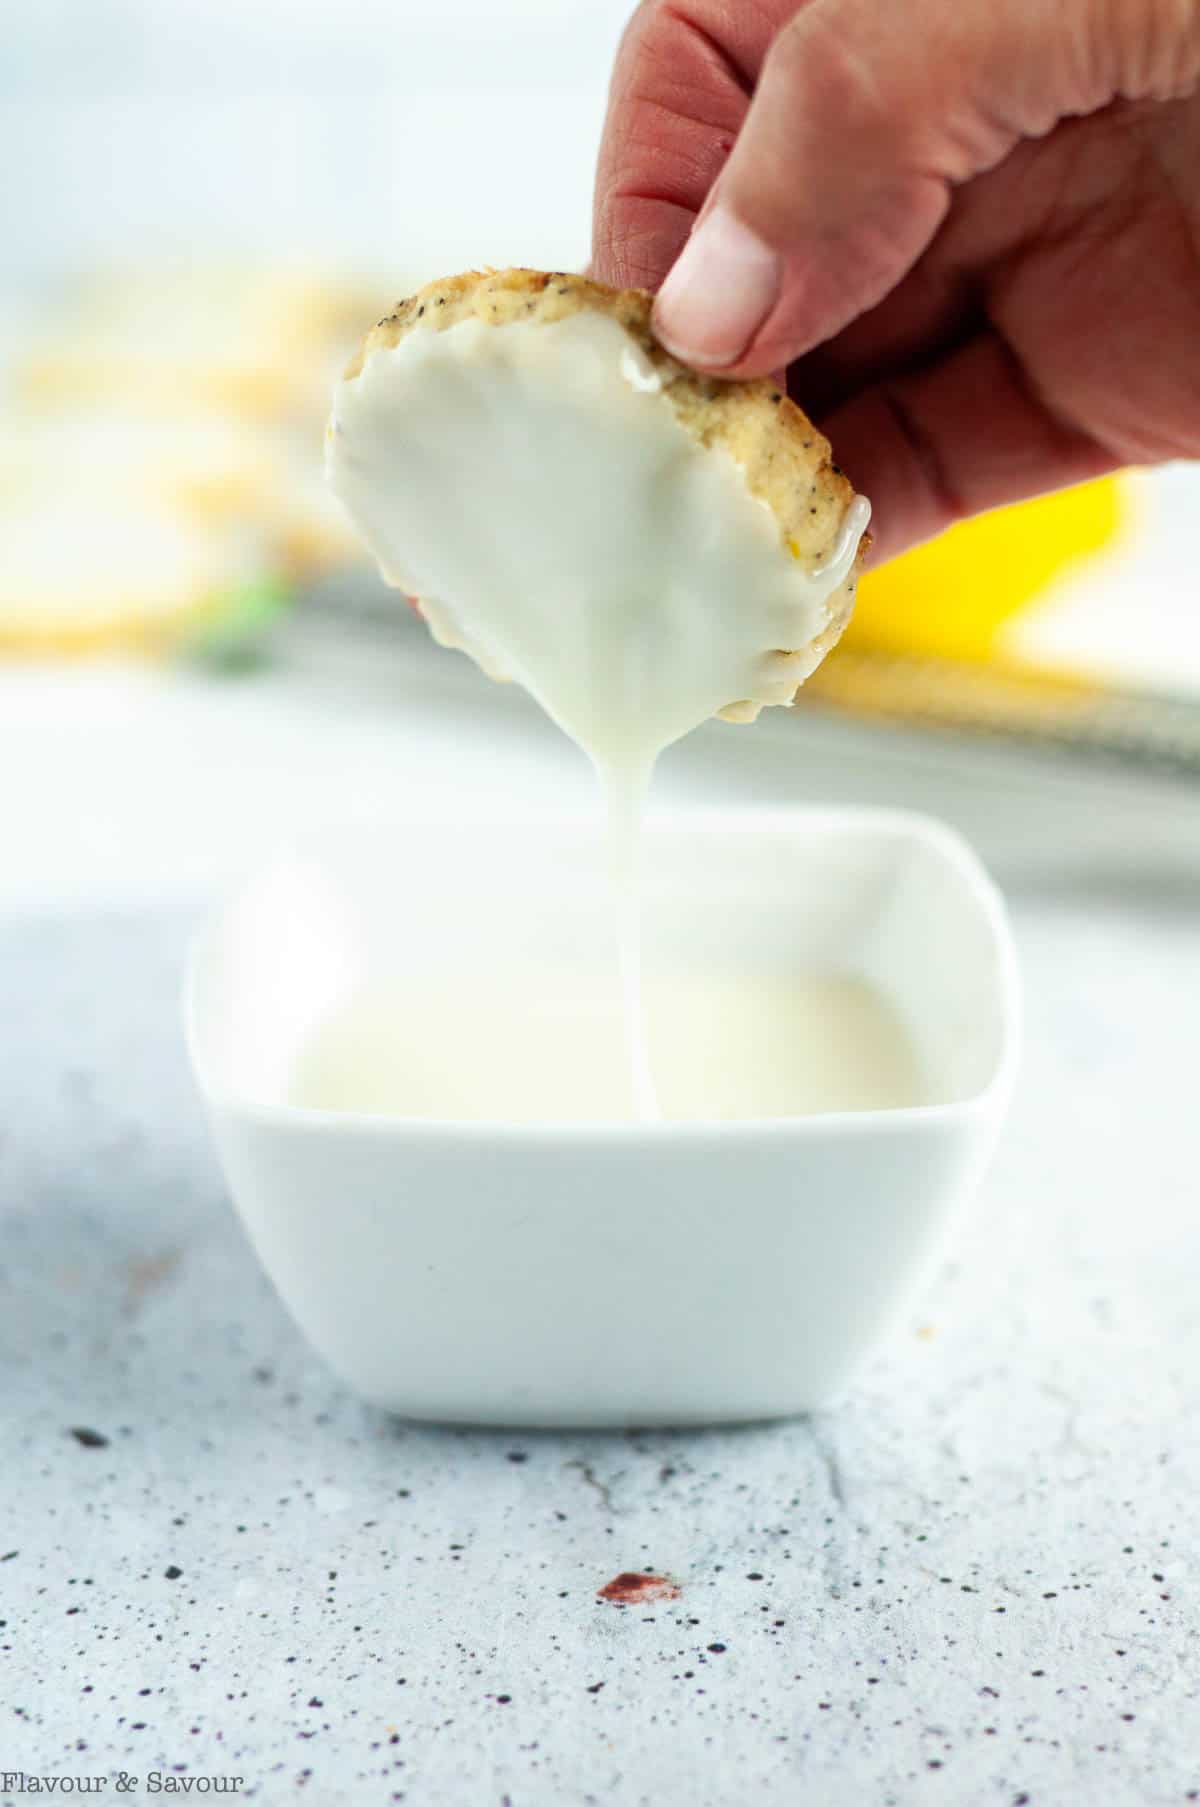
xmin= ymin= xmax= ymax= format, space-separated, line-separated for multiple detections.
xmin=592 ymin=0 xmax=1200 ymax=561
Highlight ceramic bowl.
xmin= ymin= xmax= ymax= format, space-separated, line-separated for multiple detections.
xmin=185 ymin=808 xmax=1019 ymax=1426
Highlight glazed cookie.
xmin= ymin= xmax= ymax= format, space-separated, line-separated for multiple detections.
xmin=327 ymin=267 xmax=870 ymax=763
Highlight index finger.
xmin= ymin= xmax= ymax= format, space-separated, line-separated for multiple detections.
xmin=591 ymin=1 xmax=772 ymax=292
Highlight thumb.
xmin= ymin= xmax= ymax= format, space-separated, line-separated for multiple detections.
xmin=651 ymin=0 xmax=1126 ymax=375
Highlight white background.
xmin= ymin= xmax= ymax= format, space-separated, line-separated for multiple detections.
xmin=2 ymin=0 xmax=632 ymax=282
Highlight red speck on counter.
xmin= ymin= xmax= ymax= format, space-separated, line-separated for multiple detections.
xmin=598 ymin=1572 xmax=682 ymax=1606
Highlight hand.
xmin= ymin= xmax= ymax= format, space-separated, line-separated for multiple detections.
xmin=592 ymin=0 xmax=1200 ymax=562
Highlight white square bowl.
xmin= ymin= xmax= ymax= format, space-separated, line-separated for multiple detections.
xmin=185 ymin=808 xmax=1019 ymax=1427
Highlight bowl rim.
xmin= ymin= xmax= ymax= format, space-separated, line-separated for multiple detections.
xmin=183 ymin=803 xmax=1022 ymax=1142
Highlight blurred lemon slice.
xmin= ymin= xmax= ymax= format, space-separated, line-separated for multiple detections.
xmin=844 ymin=477 xmax=1125 ymax=664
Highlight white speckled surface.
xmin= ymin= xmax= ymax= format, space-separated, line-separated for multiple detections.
xmin=2 ymin=645 xmax=1200 ymax=1806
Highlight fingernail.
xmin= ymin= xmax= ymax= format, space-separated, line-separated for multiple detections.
xmin=653 ymin=205 xmax=780 ymax=368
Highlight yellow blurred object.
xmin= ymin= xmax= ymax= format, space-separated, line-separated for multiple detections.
xmin=844 ymin=477 xmax=1126 ymax=664
xmin=799 ymin=473 xmax=1200 ymax=777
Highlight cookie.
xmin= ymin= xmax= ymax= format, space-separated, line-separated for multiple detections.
xmin=329 ymin=266 xmax=870 ymax=741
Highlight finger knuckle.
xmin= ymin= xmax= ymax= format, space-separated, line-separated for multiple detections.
xmin=1139 ymin=0 xmax=1200 ymax=94
xmin=1087 ymin=0 xmax=1200 ymax=101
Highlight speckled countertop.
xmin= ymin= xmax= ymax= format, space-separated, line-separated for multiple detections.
xmin=2 ymin=654 xmax=1200 ymax=1806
